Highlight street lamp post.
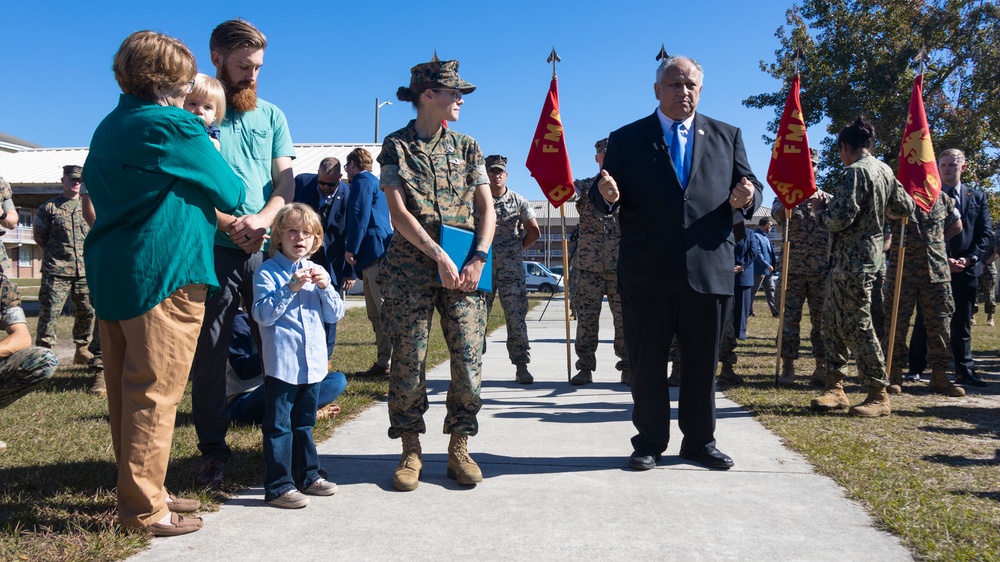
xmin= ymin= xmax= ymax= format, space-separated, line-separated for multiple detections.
xmin=375 ymin=98 xmax=392 ymax=143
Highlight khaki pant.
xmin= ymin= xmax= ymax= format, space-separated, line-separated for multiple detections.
xmin=102 ymin=285 xmax=206 ymax=530
xmin=363 ymin=260 xmax=392 ymax=368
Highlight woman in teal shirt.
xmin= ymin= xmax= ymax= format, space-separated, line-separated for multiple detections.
xmin=83 ymin=30 xmax=244 ymax=538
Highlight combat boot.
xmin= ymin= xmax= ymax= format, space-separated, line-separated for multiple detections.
xmin=392 ymin=432 xmax=422 ymax=492
xmin=717 ymin=363 xmax=744 ymax=386
xmin=447 ymin=432 xmax=482 ymax=485
xmin=515 ymin=363 xmax=534 ymax=385
xmin=776 ymin=358 xmax=796 ymax=387
xmin=620 ymin=367 xmax=631 ymax=387
xmin=929 ymin=370 xmax=966 ymax=397
xmin=810 ymin=372 xmax=850 ymax=411
xmin=667 ymin=362 xmax=681 ymax=387
xmin=570 ymin=369 xmax=593 ymax=386
xmin=809 ymin=358 xmax=827 ymax=387
xmin=74 ymin=345 xmax=94 ymax=366
xmin=849 ymin=387 xmax=891 ymax=417
xmin=989 ymin=314 xmax=995 ymax=327
xmin=90 ymin=370 xmax=107 ymax=396
xmin=886 ymin=370 xmax=903 ymax=395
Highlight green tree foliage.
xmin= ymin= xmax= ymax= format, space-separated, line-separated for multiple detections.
xmin=745 ymin=0 xmax=1000 ymax=215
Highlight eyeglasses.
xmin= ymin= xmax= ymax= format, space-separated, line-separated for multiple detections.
xmin=433 ymin=88 xmax=462 ymax=101
xmin=184 ymin=80 xmax=195 ymax=94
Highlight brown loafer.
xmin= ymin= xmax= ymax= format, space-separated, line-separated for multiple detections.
xmin=147 ymin=512 xmax=203 ymax=537
xmin=166 ymin=492 xmax=200 ymax=513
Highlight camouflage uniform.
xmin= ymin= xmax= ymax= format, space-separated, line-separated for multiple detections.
xmin=820 ymin=154 xmax=914 ymax=389
xmin=0 ymin=274 xmax=59 ymax=409
xmin=975 ymin=260 xmax=997 ymax=317
xmin=870 ymin=225 xmax=891 ymax=340
xmin=33 ymin=195 xmax=94 ymax=349
xmin=771 ymin=194 xmax=830 ymax=360
xmin=484 ymin=184 xmax=535 ymax=366
xmin=377 ymin=120 xmax=489 ymax=438
xmin=884 ymin=194 xmax=958 ymax=375
xmin=572 ymin=176 xmax=627 ymax=372
xmin=0 ymin=177 xmax=15 ymax=275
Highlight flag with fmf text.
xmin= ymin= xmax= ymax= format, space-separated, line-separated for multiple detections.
xmin=897 ymin=74 xmax=940 ymax=213
xmin=767 ymin=76 xmax=816 ymax=209
xmin=526 ymin=78 xmax=574 ymax=208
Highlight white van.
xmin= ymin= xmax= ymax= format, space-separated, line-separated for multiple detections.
xmin=524 ymin=261 xmax=564 ymax=294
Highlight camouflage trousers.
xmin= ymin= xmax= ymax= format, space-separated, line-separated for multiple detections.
xmin=0 ymin=347 xmax=59 ymax=408
xmin=36 ymin=273 xmax=94 ymax=348
xmin=484 ymin=271 xmax=531 ymax=365
xmin=975 ymin=268 xmax=996 ymax=316
xmin=383 ymin=284 xmax=487 ymax=439
xmin=883 ymin=280 xmax=954 ymax=375
xmin=573 ymin=270 xmax=627 ymax=372
xmin=719 ymin=302 xmax=739 ymax=366
xmin=871 ymin=269 xmax=887 ymax=344
xmin=779 ymin=274 xmax=827 ymax=359
xmin=822 ymin=271 xmax=888 ymax=389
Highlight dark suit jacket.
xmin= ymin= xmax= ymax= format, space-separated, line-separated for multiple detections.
xmin=596 ymin=111 xmax=762 ymax=296
xmin=735 ymin=232 xmax=755 ymax=289
xmin=293 ymin=173 xmax=355 ymax=290
xmin=946 ymin=184 xmax=993 ymax=277
xmin=344 ymin=170 xmax=393 ymax=272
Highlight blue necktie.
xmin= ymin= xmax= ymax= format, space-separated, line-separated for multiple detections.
xmin=670 ymin=121 xmax=686 ymax=188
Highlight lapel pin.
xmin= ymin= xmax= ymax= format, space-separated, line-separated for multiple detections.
xmin=698 ymin=129 xmax=705 ymax=135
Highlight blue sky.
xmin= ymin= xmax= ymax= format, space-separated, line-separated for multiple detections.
xmin=0 ymin=0 xmax=823 ymax=201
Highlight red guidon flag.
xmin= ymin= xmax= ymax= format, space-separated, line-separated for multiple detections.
xmin=898 ymin=74 xmax=941 ymax=212
xmin=526 ymin=78 xmax=574 ymax=208
xmin=767 ymin=76 xmax=816 ymax=209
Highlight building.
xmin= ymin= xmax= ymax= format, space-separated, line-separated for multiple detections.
xmin=0 ymin=143 xmax=382 ymax=278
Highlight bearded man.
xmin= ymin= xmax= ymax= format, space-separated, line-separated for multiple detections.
xmin=188 ymin=18 xmax=297 ymax=488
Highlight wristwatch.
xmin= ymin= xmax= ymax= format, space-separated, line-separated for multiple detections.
xmin=472 ymin=250 xmax=489 ymax=263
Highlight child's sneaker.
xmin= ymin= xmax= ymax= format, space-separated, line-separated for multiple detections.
xmin=267 ymin=489 xmax=310 ymax=509
xmin=303 ymin=478 xmax=338 ymax=496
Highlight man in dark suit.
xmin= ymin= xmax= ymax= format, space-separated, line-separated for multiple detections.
xmin=595 ymin=55 xmax=762 ymax=471
xmin=718 ymin=224 xmax=757 ymax=386
xmin=344 ymin=147 xmax=394 ymax=378
xmin=293 ymin=157 xmax=356 ymax=356
xmin=907 ymin=148 xmax=993 ymax=387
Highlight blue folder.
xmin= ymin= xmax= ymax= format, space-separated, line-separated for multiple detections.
xmin=439 ymin=224 xmax=493 ymax=292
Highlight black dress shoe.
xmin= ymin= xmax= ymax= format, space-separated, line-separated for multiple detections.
xmin=956 ymin=371 xmax=987 ymax=387
xmin=628 ymin=451 xmax=662 ymax=471
xmin=679 ymin=445 xmax=734 ymax=470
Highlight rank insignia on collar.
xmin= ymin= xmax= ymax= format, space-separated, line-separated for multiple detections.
xmin=445 ymin=144 xmax=455 ymax=153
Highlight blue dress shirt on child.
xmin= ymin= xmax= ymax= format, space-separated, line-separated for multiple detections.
xmin=252 ymin=252 xmax=346 ymax=385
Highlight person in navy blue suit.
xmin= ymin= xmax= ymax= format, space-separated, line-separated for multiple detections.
xmin=595 ymin=55 xmax=762 ymax=471
xmin=343 ymin=148 xmax=394 ymax=378
xmin=718 ymin=223 xmax=757 ymax=385
xmin=293 ymin=157 xmax=355 ymax=357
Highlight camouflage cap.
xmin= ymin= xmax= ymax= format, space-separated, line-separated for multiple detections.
xmin=595 ymin=138 xmax=609 ymax=154
xmin=407 ymin=59 xmax=476 ymax=95
xmin=62 ymin=165 xmax=83 ymax=179
xmin=485 ymin=155 xmax=507 ymax=172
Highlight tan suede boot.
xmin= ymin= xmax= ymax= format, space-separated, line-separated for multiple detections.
xmin=929 ymin=370 xmax=966 ymax=397
xmin=809 ymin=357 xmax=827 ymax=387
xmin=447 ymin=433 xmax=483 ymax=485
xmin=810 ymin=372 xmax=850 ymax=411
xmin=886 ymin=370 xmax=903 ymax=395
xmin=849 ymin=387 xmax=892 ymax=417
xmin=74 ymin=345 xmax=94 ymax=366
xmin=392 ymin=432 xmax=422 ymax=491
xmin=776 ymin=358 xmax=796 ymax=387
xmin=89 ymin=370 xmax=107 ymax=396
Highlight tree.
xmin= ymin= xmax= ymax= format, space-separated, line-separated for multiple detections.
xmin=745 ymin=0 xmax=1000 ymax=205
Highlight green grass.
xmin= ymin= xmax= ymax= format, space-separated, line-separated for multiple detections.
xmin=0 ymin=298 xmax=516 ymax=561
xmin=725 ymin=297 xmax=1000 ymax=562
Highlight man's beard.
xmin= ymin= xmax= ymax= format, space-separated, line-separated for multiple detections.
xmin=221 ymin=67 xmax=258 ymax=113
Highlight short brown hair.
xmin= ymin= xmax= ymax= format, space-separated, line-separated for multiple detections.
xmin=318 ymin=157 xmax=341 ymax=176
xmin=346 ymin=148 xmax=373 ymax=172
xmin=270 ymin=203 xmax=324 ymax=258
xmin=113 ymin=31 xmax=197 ymax=102
xmin=939 ymin=148 xmax=965 ymax=164
xmin=210 ymin=19 xmax=267 ymax=56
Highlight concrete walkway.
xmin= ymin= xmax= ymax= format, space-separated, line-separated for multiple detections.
xmin=133 ymin=297 xmax=911 ymax=561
